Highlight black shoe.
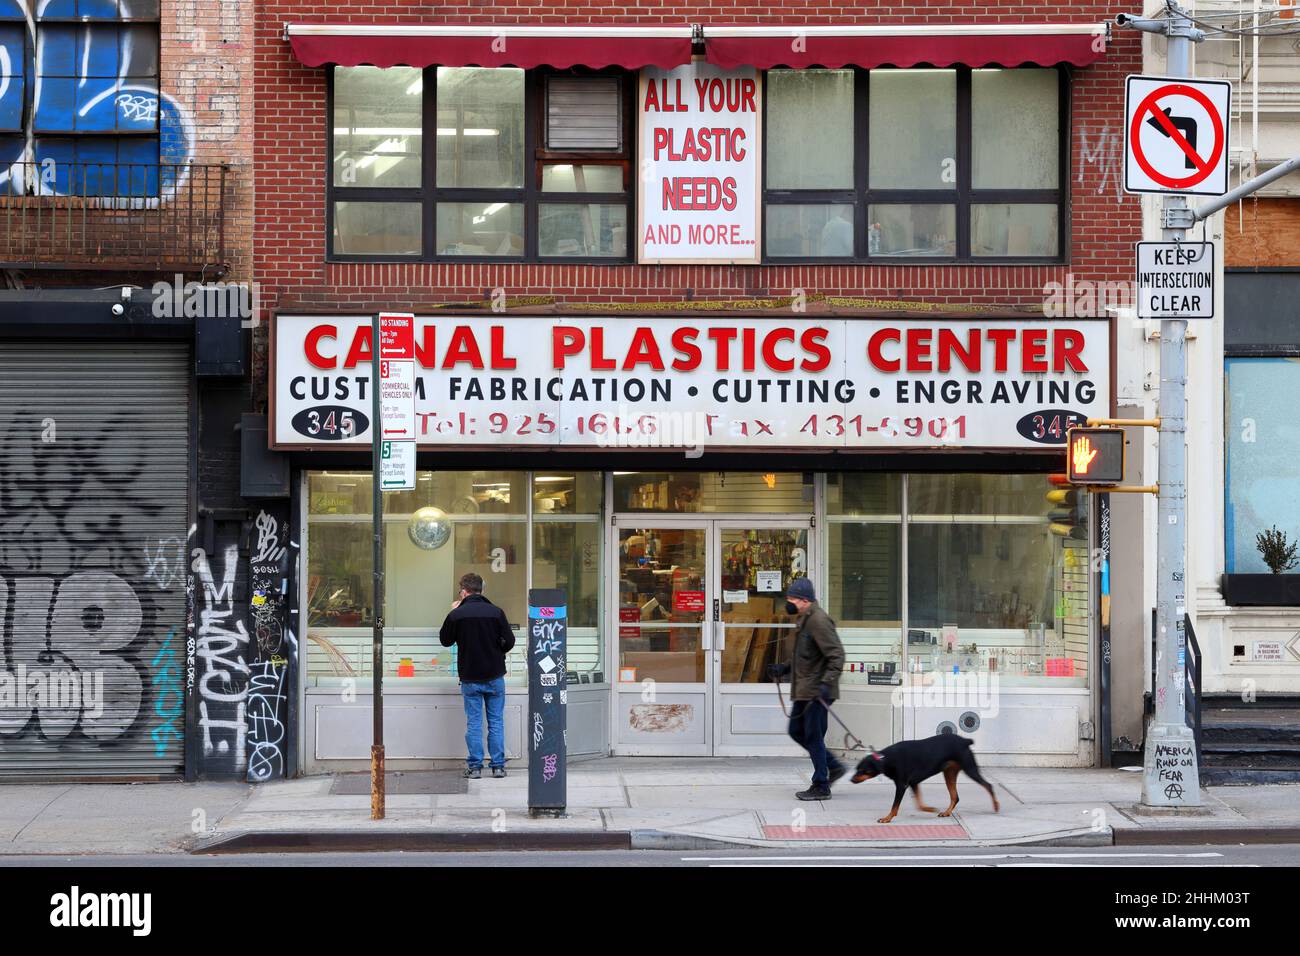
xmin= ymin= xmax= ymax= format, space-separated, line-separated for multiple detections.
xmin=491 ymin=766 xmax=506 ymax=778
xmin=796 ymin=784 xmax=832 ymax=801
xmin=828 ymin=764 xmax=847 ymax=786
xmin=463 ymin=766 xmax=482 ymax=779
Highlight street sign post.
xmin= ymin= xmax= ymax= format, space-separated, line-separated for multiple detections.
xmin=1136 ymin=241 xmax=1214 ymax=320
xmin=1124 ymin=75 xmax=1230 ymax=197
xmin=1118 ymin=8 xmax=1208 ymax=809
xmin=369 ymin=311 xmax=418 ymax=818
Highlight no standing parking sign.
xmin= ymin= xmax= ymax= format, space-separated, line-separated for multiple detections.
xmin=1124 ymin=75 xmax=1231 ymax=197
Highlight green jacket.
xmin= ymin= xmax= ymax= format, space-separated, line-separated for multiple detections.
xmin=791 ymin=602 xmax=845 ymax=702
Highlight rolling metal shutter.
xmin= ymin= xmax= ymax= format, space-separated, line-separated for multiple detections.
xmin=0 ymin=342 xmax=189 ymax=778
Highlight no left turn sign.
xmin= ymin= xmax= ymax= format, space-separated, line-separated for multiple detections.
xmin=1124 ymin=75 xmax=1231 ymax=197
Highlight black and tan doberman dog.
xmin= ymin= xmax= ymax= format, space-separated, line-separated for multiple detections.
xmin=851 ymin=733 xmax=1000 ymax=824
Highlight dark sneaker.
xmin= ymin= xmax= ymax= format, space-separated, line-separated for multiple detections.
xmin=463 ymin=766 xmax=482 ymax=779
xmin=491 ymin=767 xmax=507 ymax=778
xmin=828 ymin=764 xmax=847 ymax=786
xmin=796 ymin=784 xmax=832 ymax=801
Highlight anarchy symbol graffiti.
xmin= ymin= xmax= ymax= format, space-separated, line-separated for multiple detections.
xmin=1163 ymin=782 xmax=1185 ymax=801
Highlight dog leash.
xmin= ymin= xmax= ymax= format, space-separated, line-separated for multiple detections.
xmin=773 ymin=675 xmax=869 ymax=755
xmin=770 ymin=638 xmax=872 ymax=756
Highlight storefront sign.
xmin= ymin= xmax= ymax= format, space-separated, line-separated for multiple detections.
xmin=273 ymin=315 xmax=1111 ymax=451
xmin=638 ymin=62 xmax=761 ymax=264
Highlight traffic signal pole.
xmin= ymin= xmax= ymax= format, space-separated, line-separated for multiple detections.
xmin=1117 ymin=5 xmax=1204 ymax=807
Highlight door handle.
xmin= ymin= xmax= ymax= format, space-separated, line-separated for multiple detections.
xmin=716 ymin=621 xmax=726 ymax=652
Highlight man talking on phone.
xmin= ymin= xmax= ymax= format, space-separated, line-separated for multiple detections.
xmin=440 ymin=572 xmax=515 ymax=779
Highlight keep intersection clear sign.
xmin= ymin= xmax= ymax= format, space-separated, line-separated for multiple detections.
xmin=1135 ymin=241 xmax=1215 ymax=320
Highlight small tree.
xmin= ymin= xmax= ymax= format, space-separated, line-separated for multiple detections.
xmin=1256 ymin=525 xmax=1299 ymax=574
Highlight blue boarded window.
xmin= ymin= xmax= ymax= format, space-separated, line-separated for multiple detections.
xmin=0 ymin=0 xmax=160 ymax=196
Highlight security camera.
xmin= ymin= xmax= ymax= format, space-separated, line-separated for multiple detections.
xmin=111 ymin=302 xmax=125 ymax=316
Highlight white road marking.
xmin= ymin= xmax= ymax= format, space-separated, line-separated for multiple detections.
xmin=683 ymin=851 xmax=1225 ymax=862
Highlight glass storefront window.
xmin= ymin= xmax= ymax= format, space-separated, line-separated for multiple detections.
xmin=533 ymin=472 xmax=601 ymax=515
xmin=826 ymin=474 xmax=904 ymax=683
xmin=907 ymin=474 xmax=1088 ymax=687
xmin=616 ymin=526 xmax=707 ymax=683
xmin=612 ymin=472 xmax=814 ymax=513
xmin=306 ymin=471 xmax=601 ymax=688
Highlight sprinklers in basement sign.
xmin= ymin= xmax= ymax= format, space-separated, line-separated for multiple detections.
xmin=638 ymin=62 xmax=761 ymax=264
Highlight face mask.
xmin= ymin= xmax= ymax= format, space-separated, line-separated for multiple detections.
xmin=785 ymin=601 xmax=799 ymax=615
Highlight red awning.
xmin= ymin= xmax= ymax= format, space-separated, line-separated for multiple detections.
xmin=285 ymin=24 xmax=695 ymax=70
xmin=703 ymin=24 xmax=1108 ymax=70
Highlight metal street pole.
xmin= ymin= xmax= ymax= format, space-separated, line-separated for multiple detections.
xmin=370 ymin=312 xmax=386 ymax=819
xmin=1118 ymin=4 xmax=1204 ymax=807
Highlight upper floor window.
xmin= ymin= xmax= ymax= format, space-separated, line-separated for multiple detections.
xmin=329 ymin=65 xmax=633 ymax=261
xmin=764 ymin=66 xmax=1065 ymax=262
xmin=325 ymin=63 xmax=1065 ymax=264
xmin=0 ymin=0 xmax=162 ymax=197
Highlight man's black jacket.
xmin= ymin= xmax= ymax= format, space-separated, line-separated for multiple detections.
xmin=439 ymin=593 xmax=516 ymax=682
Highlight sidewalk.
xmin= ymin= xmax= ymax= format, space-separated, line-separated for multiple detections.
xmin=3 ymin=759 xmax=1300 ymax=855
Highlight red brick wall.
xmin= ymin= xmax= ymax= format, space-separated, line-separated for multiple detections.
xmin=165 ymin=0 xmax=255 ymax=282
xmin=254 ymin=3 xmax=1140 ymax=322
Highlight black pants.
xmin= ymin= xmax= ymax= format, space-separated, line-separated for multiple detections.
xmin=788 ymin=699 xmax=844 ymax=786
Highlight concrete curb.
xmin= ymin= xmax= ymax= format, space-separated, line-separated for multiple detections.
xmin=188 ymin=823 xmax=1300 ymax=854
xmin=630 ymin=826 xmax=1114 ymax=850
xmin=1113 ymin=826 xmax=1300 ymax=846
xmin=191 ymin=829 xmax=632 ymax=855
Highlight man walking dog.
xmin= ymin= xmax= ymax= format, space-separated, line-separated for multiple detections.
xmin=771 ymin=577 xmax=846 ymax=801
xmin=440 ymin=572 xmax=515 ymax=778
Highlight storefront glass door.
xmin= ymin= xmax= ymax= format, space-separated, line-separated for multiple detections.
xmin=713 ymin=522 xmax=810 ymax=755
xmin=612 ymin=518 xmax=811 ymax=755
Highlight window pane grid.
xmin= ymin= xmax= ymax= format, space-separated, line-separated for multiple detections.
xmin=762 ymin=65 xmax=1063 ymax=264
xmin=329 ymin=67 xmax=632 ymax=262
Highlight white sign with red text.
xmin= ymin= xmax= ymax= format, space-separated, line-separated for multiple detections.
xmin=638 ymin=62 xmax=761 ymax=265
xmin=377 ymin=312 xmax=417 ymax=445
xmin=273 ymin=315 xmax=1110 ymax=451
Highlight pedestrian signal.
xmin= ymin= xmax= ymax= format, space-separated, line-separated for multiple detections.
xmin=1065 ymin=427 xmax=1125 ymax=485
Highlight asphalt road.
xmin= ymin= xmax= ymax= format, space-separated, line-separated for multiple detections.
xmin=2 ymin=844 xmax=1297 ymax=866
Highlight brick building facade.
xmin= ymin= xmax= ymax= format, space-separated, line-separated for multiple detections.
xmin=252 ymin=2 xmax=1148 ymax=773
xmin=0 ymin=0 xmax=256 ymax=781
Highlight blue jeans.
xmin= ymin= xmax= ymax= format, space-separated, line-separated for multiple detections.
xmin=788 ymin=699 xmax=844 ymax=786
xmin=460 ymin=676 xmax=506 ymax=769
